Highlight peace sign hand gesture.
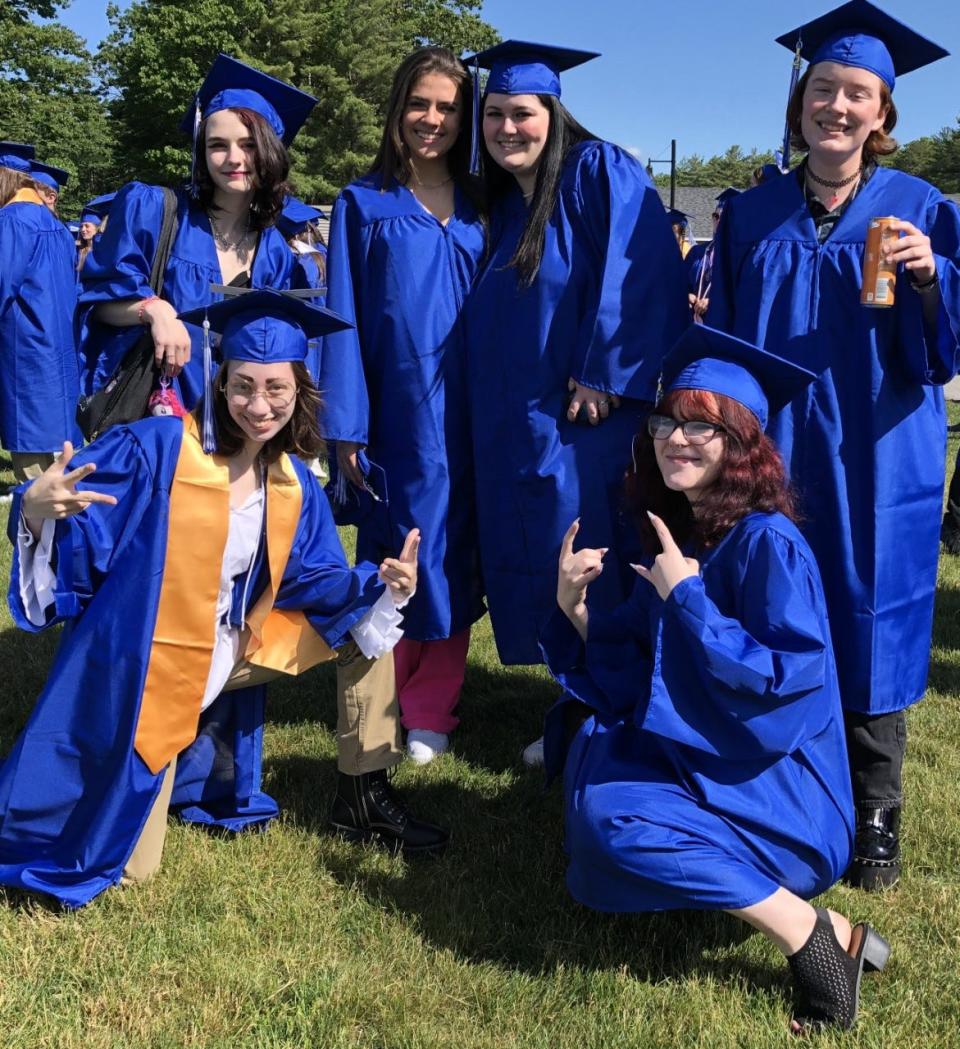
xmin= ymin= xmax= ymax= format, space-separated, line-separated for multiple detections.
xmin=633 ymin=512 xmax=699 ymax=601
xmin=557 ymin=519 xmax=606 ymax=639
xmin=20 ymin=442 xmax=118 ymax=540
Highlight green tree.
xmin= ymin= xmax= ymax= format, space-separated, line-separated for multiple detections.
xmin=0 ymin=0 xmax=116 ymax=215
xmin=98 ymin=0 xmax=497 ymax=200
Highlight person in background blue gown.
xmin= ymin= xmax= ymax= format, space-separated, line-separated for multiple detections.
xmin=78 ymin=54 xmax=314 ymax=408
xmin=0 ymin=142 xmax=80 ymax=483
xmin=277 ymin=196 xmax=327 ymax=383
xmin=0 ymin=289 xmax=445 ymax=910
xmin=685 ymin=187 xmax=739 ymax=323
xmin=321 ymin=47 xmax=485 ymax=765
xmin=463 ymin=41 xmax=689 ymax=683
xmin=543 ymin=325 xmax=888 ymax=1032
xmin=707 ymin=0 xmax=960 ymax=890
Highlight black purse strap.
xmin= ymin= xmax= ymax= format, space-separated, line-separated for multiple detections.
xmin=149 ymin=187 xmax=179 ymax=297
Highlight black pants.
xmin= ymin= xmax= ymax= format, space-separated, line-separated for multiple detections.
xmin=946 ymin=451 xmax=960 ymax=523
xmin=843 ymin=709 xmax=907 ymax=812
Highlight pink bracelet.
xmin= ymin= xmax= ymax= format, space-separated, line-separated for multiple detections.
xmin=137 ymin=295 xmax=161 ymax=324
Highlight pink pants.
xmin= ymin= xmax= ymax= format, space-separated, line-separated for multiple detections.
xmin=394 ymin=628 xmax=471 ymax=733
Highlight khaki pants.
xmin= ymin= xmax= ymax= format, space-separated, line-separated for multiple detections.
xmin=11 ymin=452 xmax=55 ymax=484
xmin=123 ymin=642 xmax=402 ymax=884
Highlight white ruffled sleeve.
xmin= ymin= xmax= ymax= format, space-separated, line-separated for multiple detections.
xmin=348 ymin=589 xmax=408 ymax=659
xmin=17 ymin=515 xmax=57 ymax=626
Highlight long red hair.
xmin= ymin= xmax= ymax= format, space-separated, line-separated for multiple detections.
xmin=625 ymin=388 xmax=797 ymax=555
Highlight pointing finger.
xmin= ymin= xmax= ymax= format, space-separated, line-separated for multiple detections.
xmin=398 ymin=527 xmax=421 ymax=564
xmin=646 ymin=511 xmax=680 ymax=554
xmin=560 ymin=519 xmax=580 ymax=559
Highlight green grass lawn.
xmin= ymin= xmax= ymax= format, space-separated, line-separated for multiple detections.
xmin=0 ymin=420 xmax=959 ymax=1048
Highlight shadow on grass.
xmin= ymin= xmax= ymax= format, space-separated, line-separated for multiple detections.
xmin=0 ymin=626 xmax=62 ymax=752
xmin=265 ymin=743 xmax=772 ymax=994
xmin=929 ymin=584 xmax=960 ymax=694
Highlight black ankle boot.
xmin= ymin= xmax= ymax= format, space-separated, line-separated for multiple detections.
xmin=942 ymin=509 xmax=960 ymax=554
xmin=845 ymin=806 xmax=900 ymax=890
xmin=329 ymin=769 xmax=449 ymax=857
xmin=788 ymin=907 xmax=890 ymax=1030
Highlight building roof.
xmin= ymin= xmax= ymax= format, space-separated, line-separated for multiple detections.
xmin=655 ymin=186 xmax=729 ymax=241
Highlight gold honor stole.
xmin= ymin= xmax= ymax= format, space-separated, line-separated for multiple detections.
xmin=134 ymin=416 xmax=335 ymax=775
xmin=6 ymin=188 xmax=45 ymax=207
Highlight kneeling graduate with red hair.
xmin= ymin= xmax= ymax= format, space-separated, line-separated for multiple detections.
xmin=543 ymin=325 xmax=889 ymax=1031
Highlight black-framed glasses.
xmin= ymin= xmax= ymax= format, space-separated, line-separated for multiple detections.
xmin=647 ymin=414 xmax=724 ymax=445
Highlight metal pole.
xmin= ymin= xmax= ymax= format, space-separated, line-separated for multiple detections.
xmin=669 ymin=139 xmax=677 ymax=209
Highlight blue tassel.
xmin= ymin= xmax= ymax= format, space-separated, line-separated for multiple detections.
xmin=469 ymin=57 xmax=481 ymax=176
xmin=201 ymin=314 xmax=217 ymax=453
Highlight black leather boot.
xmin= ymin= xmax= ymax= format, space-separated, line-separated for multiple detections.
xmin=845 ymin=807 xmax=900 ymax=890
xmin=328 ymin=769 xmax=449 ymax=857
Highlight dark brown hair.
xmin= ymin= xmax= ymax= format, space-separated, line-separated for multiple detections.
xmin=786 ymin=65 xmax=898 ymax=161
xmin=480 ymin=95 xmax=597 ymax=287
xmin=0 ymin=167 xmax=35 ymax=207
xmin=193 ymin=108 xmax=291 ymax=229
xmin=205 ymin=360 xmax=325 ymax=465
xmin=285 ymin=224 xmax=327 ymax=286
xmin=625 ymin=388 xmax=797 ymax=555
xmin=369 ymin=46 xmax=475 ymax=193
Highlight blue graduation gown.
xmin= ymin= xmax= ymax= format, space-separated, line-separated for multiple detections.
xmin=292 ymin=246 xmax=327 ymax=383
xmin=541 ymin=512 xmax=854 ymax=912
xmin=707 ymin=168 xmax=960 ymax=715
xmin=78 ymin=182 xmax=298 ymax=408
xmin=464 ymin=141 xmax=689 ymax=664
xmin=0 ymin=193 xmax=81 ymax=451
xmin=320 ymin=176 xmax=485 ymax=641
xmin=0 ymin=417 xmax=382 ymax=908
xmin=684 ymin=240 xmax=710 ymax=294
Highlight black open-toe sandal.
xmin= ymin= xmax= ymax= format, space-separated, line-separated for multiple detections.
xmin=788 ymin=906 xmax=890 ymax=1030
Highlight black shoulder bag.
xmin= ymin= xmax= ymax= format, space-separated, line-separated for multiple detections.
xmin=76 ymin=187 xmax=180 ymax=442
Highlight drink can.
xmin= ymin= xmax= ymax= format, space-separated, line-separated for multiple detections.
xmin=861 ymin=217 xmax=898 ymax=308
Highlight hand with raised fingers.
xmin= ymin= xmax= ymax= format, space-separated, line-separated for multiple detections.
xmin=882 ymin=218 xmax=937 ymax=286
xmin=21 ymin=442 xmax=119 ymax=540
xmin=632 ymin=511 xmax=698 ymax=601
xmin=567 ymin=378 xmax=620 ymax=426
xmin=557 ymin=518 xmax=606 ymax=639
xmin=379 ymin=527 xmax=420 ymax=605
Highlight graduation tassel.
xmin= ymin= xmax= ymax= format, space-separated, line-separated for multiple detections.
xmin=781 ymin=37 xmax=803 ymax=172
xmin=201 ymin=312 xmax=217 ymax=453
xmin=469 ymin=57 xmax=481 ymax=176
xmin=190 ymin=95 xmax=202 ymax=197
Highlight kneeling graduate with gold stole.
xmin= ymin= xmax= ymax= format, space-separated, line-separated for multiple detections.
xmin=0 ymin=288 xmax=447 ymax=910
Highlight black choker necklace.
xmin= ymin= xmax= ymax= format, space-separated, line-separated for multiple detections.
xmin=806 ymin=164 xmax=861 ymax=190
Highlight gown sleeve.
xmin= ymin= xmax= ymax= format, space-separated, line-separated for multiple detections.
xmin=273 ymin=464 xmax=385 ymax=646
xmin=78 ymin=181 xmax=166 ymax=307
xmin=540 ymin=577 xmax=656 ymax=719
xmin=6 ymin=425 xmax=161 ymax=631
xmin=896 ymin=195 xmax=960 ymax=385
xmin=0 ymin=209 xmax=29 ymax=310
xmin=568 ymin=143 xmax=689 ymax=401
xmin=642 ymin=527 xmax=832 ymax=758
xmin=317 ymin=191 xmax=371 ymax=444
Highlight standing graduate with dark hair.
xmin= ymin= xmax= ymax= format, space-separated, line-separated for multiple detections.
xmin=463 ymin=41 xmax=688 ymax=715
xmin=707 ymin=0 xmax=960 ymax=889
xmin=320 ymin=46 xmax=485 ymax=765
xmin=78 ymin=54 xmax=313 ymax=409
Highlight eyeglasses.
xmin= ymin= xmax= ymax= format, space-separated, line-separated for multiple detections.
xmin=647 ymin=414 xmax=724 ymax=445
xmin=222 ymin=380 xmax=298 ymax=410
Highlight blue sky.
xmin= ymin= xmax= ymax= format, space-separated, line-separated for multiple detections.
xmin=60 ymin=0 xmax=960 ymax=163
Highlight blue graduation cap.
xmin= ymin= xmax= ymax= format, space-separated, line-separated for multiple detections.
xmin=80 ymin=192 xmax=116 ymax=225
xmin=466 ymin=40 xmax=600 ymax=98
xmin=715 ymin=188 xmax=740 ymax=208
xmin=179 ymin=54 xmax=317 ymax=147
xmin=666 ymin=208 xmax=690 ymax=227
xmin=30 ymin=161 xmax=70 ymax=190
xmin=180 ymin=287 xmax=352 ymax=451
xmin=275 ymin=196 xmax=326 ymax=240
xmin=661 ymin=325 xmax=818 ymax=429
xmin=775 ymin=0 xmax=949 ymax=92
xmin=463 ymin=40 xmax=600 ymax=173
xmin=759 ymin=163 xmax=784 ymax=182
xmin=180 ymin=288 xmax=350 ymax=364
xmin=0 ymin=142 xmax=36 ymax=173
